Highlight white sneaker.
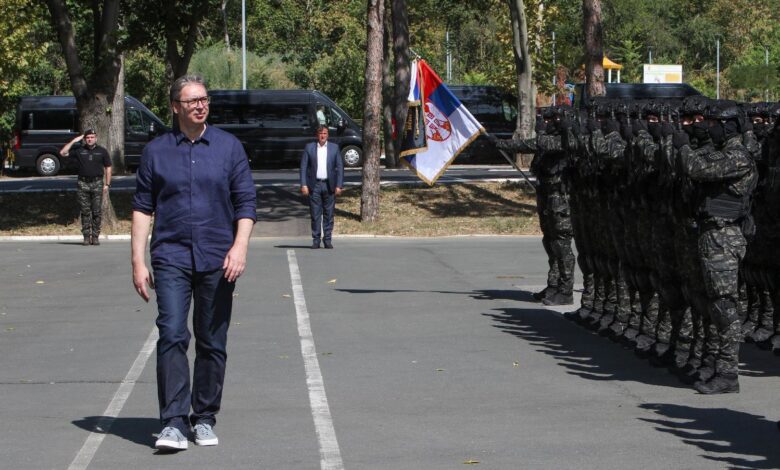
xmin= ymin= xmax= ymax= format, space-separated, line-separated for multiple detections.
xmin=155 ymin=426 xmax=188 ymax=450
xmin=193 ymin=423 xmax=219 ymax=446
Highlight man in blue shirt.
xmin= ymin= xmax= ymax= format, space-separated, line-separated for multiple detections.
xmin=131 ymin=75 xmax=256 ymax=451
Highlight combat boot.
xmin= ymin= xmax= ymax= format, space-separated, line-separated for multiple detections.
xmin=533 ymin=286 xmax=556 ymax=301
xmin=694 ymin=374 xmax=739 ymax=394
xmin=542 ymin=292 xmax=573 ymax=306
xmin=82 ymin=236 xmax=91 ymax=246
xmin=92 ymin=236 xmax=100 ymax=246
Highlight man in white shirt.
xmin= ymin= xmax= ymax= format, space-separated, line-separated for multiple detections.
xmin=300 ymin=126 xmax=344 ymax=249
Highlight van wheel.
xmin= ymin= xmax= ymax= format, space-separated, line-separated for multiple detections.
xmin=36 ymin=154 xmax=61 ymax=176
xmin=341 ymin=145 xmax=363 ymax=168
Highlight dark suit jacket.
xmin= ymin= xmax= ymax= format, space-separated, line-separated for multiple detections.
xmin=300 ymin=141 xmax=344 ymax=193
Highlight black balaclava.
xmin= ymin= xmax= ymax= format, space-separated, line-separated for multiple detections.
xmin=647 ymin=119 xmax=662 ymax=140
xmin=692 ymin=120 xmax=709 ymax=142
xmin=708 ymin=119 xmax=738 ymax=147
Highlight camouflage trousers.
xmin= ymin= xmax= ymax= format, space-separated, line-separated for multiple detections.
xmin=698 ymin=224 xmax=747 ymax=376
xmin=538 ymin=190 xmax=575 ymax=296
xmin=77 ymin=177 xmax=104 ymax=238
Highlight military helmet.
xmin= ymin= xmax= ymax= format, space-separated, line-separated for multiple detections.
xmin=681 ymin=95 xmax=710 ymax=116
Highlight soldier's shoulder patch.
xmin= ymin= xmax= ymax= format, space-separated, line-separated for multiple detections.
xmin=704 ymin=151 xmax=726 ymax=162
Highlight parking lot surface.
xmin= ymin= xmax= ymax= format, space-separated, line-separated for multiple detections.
xmin=1 ymin=237 xmax=779 ymax=469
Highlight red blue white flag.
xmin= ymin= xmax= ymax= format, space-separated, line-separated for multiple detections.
xmin=401 ymin=59 xmax=484 ymax=185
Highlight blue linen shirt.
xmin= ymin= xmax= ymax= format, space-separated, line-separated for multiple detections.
xmin=132 ymin=125 xmax=257 ymax=272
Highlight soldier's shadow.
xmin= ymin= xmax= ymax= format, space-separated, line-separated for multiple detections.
xmin=482 ymin=305 xmax=691 ymax=388
xmin=639 ymin=403 xmax=780 ymax=469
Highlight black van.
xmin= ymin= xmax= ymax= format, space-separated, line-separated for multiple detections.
xmin=448 ymin=85 xmax=517 ymax=162
xmin=572 ymin=82 xmax=703 ymax=109
xmin=207 ymin=89 xmax=364 ymax=167
xmin=12 ymin=95 xmax=167 ymax=176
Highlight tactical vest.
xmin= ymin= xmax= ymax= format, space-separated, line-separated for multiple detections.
xmin=696 ymin=184 xmax=751 ymax=222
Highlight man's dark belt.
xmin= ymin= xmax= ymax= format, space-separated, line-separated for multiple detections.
xmin=317 ymin=178 xmax=329 ymax=182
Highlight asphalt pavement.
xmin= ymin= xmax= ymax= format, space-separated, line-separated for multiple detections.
xmin=1 ymin=237 xmax=779 ymax=469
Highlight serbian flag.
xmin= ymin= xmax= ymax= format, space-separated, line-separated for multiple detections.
xmin=401 ymin=59 xmax=484 ymax=185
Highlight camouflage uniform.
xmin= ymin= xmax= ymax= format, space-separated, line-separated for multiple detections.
xmin=496 ymin=113 xmax=575 ymax=305
xmin=680 ymin=122 xmax=757 ymax=392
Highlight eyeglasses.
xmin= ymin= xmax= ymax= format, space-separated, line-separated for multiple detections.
xmin=176 ymin=96 xmax=210 ymax=107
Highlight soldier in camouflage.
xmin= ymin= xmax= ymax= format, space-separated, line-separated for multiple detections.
xmin=60 ymin=129 xmax=112 ymax=245
xmin=676 ymin=100 xmax=758 ymax=394
xmin=491 ymin=106 xmax=575 ymax=306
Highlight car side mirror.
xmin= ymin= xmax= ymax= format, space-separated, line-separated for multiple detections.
xmin=148 ymin=122 xmax=156 ymax=136
xmin=337 ymin=119 xmax=345 ymax=130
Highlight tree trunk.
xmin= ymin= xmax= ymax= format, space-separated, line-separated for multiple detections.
xmin=45 ymin=0 xmax=121 ymax=231
xmin=360 ymin=0 xmax=384 ymax=223
xmin=391 ymin=0 xmax=409 ymax=168
xmin=508 ymin=0 xmax=536 ymax=167
xmin=582 ymin=0 xmax=606 ymax=97
xmin=382 ymin=7 xmax=396 ymax=169
xmin=109 ymin=54 xmax=126 ymax=174
xmin=221 ymin=0 xmax=231 ymax=51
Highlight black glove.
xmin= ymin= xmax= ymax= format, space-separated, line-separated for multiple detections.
xmin=485 ymin=133 xmax=498 ymax=145
xmin=661 ymin=122 xmax=675 ymax=138
xmin=535 ymin=117 xmax=545 ymax=133
xmin=620 ymin=121 xmax=633 ymax=142
xmin=673 ymin=130 xmax=690 ymax=149
xmin=604 ymin=119 xmax=620 ymax=135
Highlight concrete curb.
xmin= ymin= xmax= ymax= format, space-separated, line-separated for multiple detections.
xmin=0 ymin=233 xmax=541 ymax=242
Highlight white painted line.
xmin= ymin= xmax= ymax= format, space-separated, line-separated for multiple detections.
xmin=68 ymin=326 xmax=159 ymax=470
xmin=287 ymin=250 xmax=344 ymax=470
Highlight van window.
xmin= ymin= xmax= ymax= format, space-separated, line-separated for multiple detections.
xmin=315 ymin=104 xmax=343 ymax=127
xmin=209 ymin=105 xmax=243 ymax=125
xmin=127 ymin=108 xmax=148 ymax=133
xmin=261 ymin=104 xmax=309 ymax=128
xmin=23 ymin=109 xmax=75 ymax=131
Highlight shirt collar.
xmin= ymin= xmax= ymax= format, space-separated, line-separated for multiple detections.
xmin=174 ymin=124 xmax=211 ymax=145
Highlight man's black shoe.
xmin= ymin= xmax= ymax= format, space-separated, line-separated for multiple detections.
xmin=82 ymin=236 xmax=91 ymax=246
xmin=694 ymin=374 xmax=740 ymax=394
xmin=92 ymin=236 xmax=100 ymax=246
xmin=542 ymin=293 xmax=573 ymax=306
xmin=323 ymin=241 xmax=333 ymax=249
xmin=311 ymin=241 xmax=320 ymax=249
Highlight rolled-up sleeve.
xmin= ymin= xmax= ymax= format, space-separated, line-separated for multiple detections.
xmin=132 ymin=145 xmax=155 ymax=215
xmin=229 ymin=139 xmax=257 ymax=222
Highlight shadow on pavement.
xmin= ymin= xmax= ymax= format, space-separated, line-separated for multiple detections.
xmin=639 ymin=403 xmax=780 ymax=469
xmin=482 ymin=306 xmax=690 ymax=389
xmin=336 ymin=287 xmax=780 ymax=382
xmin=73 ymin=416 xmax=159 ymax=449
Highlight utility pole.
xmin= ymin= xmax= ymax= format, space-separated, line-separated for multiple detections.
xmin=716 ymin=38 xmax=720 ymax=99
xmin=648 ymin=47 xmax=652 ymax=64
xmin=446 ymin=30 xmax=452 ymax=82
xmin=766 ymin=46 xmax=770 ymax=102
xmin=552 ymin=31 xmax=556 ymax=105
xmin=242 ymin=0 xmax=247 ymax=90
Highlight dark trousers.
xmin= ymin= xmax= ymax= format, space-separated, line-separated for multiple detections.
xmin=309 ymin=180 xmax=336 ymax=242
xmin=153 ymin=264 xmax=235 ymax=433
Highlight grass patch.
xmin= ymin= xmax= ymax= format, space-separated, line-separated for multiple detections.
xmin=0 ymin=182 xmax=539 ymax=236
xmin=335 ymin=181 xmax=539 ymax=236
xmin=0 ymin=192 xmax=134 ymax=236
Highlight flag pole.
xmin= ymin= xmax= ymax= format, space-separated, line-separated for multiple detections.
xmin=483 ymin=131 xmax=537 ymax=191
